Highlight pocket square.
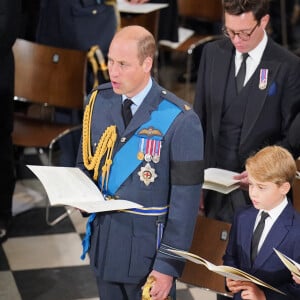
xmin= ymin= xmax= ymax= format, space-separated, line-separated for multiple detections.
xmin=268 ymin=82 xmax=276 ymax=96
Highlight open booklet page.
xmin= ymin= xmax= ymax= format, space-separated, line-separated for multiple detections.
xmin=117 ymin=0 xmax=168 ymax=14
xmin=274 ymin=248 xmax=300 ymax=276
xmin=169 ymin=249 xmax=285 ymax=295
xmin=27 ymin=165 xmax=142 ymax=213
xmin=203 ymin=168 xmax=240 ymax=194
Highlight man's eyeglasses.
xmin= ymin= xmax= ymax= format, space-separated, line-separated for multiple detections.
xmin=222 ymin=23 xmax=259 ymax=41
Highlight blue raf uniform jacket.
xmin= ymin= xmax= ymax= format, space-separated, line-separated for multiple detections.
xmin=77 ymin=79 xmax=204 ymax=283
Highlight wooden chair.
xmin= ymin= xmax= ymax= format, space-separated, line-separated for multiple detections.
xmin=179 ymin=215 xmax=233 ymax=297
xmin=159 ymin=0 xmax=223 ymax=102
xmin=12 ymin=38 xmax=87 ymax=226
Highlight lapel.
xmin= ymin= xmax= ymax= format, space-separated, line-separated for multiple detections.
xmin=211 ymin=40 xmax=234 ymax=141
xmin=240 ymin=39 xmax=281 ymax=145
xmin=252 ymin=203 xmax=293 ymax=272
xmin=242 ymin=208 xmax=258 ymax=268
xmin=107 ymin=94 xmax=125 ymax=131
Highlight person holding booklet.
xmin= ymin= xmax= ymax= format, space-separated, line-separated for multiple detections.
xmin=193 ymin=0 xmax=300 ymax=223
xmin=76 ymin=25 xmax=204 ymax=300
xmin=223 ymin=146 xmax=300 ymax=299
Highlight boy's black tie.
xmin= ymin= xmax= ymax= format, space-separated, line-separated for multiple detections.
xmin=122 ymin=98 xmax=133 ymax=127
xmin=236 ymin=53 xmax=249 ymax=93
xmin=251 ymin=211 xmax=269 ymax=263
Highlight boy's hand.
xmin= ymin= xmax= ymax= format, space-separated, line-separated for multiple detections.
xmin=292 ymin=272 xmax=300 ymax=284
xmin=226 ymin=278 xmax=266 ymax=300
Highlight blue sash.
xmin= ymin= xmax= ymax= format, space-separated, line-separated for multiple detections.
xmin=81 ymin=99 xmax=181 ymax=260
xmin=101 ymin=99 xmax=181 ymax=195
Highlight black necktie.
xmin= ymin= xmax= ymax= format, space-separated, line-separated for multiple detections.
xmin=236 ymin=53 xmax=249 ymax=93
xmin=251 ymin=211 xmax=269 ymax=263
xmin=122 ymin=98 xmax=133 ymax=127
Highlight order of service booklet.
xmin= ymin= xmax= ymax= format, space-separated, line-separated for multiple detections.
xmin=203 ymin=168 xmax=241 ymax=194
xmin=274 ymin=248 xmax=300 ymax=277
xmin=168 ymin=249 xmax=285 ymax=295
xmin=26 ymin=165 xmax=143 ymax=213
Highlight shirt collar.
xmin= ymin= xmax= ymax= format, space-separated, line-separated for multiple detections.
xmin=260 ymin=197 xmax=288 ymax=221
xmin=236 ymin=31 xmax=268 ymax=64
xmin=122 ymin=78 xmax=153 ymax=108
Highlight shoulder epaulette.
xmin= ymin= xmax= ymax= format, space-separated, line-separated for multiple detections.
xmin=159 ymin=89 xmax=192 ymax=112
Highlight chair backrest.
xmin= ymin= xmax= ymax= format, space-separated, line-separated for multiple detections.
xmin=13 ymin=38 xmax=87 ymax=110
xmin=178 ymin=0 xmax=223 ymax=23
xmin=180 ymin=215 xmax=232 ymax=295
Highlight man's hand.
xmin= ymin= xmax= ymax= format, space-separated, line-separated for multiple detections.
xmin=226 ymin=278 xmax=266 ymax=300
xmin=234 ymin=170 xmax=249 ymax=191
xmin=146 ymin=270 xmax=173 ymax=300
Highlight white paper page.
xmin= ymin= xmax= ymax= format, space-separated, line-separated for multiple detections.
xmin=159 ymin=27 xmax=195 ymax=49
xmin=205 ymin=168 xmax=240 ymax=187
xmin=27 ymin=165 xmax=142 ymax=213
xmin=117 ymin=0 xmax=168 ymax=14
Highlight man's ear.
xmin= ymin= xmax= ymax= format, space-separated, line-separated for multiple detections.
xmin=143 ymin=56 xmax=153 ymax=73
xmin=260 ymin=14 xmax=270 ymax=30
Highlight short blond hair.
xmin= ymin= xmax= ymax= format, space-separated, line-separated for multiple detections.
xmin=245 ymin=146 xmax=297 ymax=186
xmin=114 ymin=25 xmax=156 ymax=64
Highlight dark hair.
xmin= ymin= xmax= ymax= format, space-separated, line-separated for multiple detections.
xmin=223 ymin=0 xmax=269 ymax=21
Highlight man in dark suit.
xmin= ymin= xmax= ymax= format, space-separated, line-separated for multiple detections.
xmin=224 ymin=146 xmax=300 ymax=299
xmin=194 ymin=0 xmax=300 ymax=223
xmin=0 ymin=0 xmax=21 ymax=243
xmin=76 ymin=25 xmax=204 ymax=299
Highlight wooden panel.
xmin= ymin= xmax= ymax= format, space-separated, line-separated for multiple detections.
xmin=180 ymin=216 xmax=232 ymax=295
xmin=13 ymin=39 xmax=87 ymax=109
xmin=178 ymin=0 xmax=223 ymax=22
xmin=120 ymin=10 xmax=159 ymax=41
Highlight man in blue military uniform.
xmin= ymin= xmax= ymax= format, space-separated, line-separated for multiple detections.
xmin=76 ymin=25 xmax=204 ymax=299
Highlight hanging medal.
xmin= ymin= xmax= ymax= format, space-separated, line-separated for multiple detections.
xmin=137 ymin=137 xmax=145 ymax=161
xmin=138 ymin=162 xmax=158 ymax=186
xmin=259 ymin=69 xmax=268 ymax=90
xmin=144 ymin=139 xmax=153 ymax=162
xmin=152 ymin=140 xmax=161 ymax=163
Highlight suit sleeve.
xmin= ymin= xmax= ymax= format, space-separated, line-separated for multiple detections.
xmin=193 ymin=44 xmax=210 ymax=136
xmin=277 ymin=55 xmax=300 ymax=158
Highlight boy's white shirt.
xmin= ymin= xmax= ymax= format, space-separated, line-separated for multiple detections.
xmin=255 ymin=197 xmax=288 ymax=252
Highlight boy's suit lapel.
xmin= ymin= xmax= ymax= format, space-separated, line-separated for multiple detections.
xmin=243 ymin=209 xmax=257 ymax=268
xmin=251 ymin=204 xmax=293 ymax=272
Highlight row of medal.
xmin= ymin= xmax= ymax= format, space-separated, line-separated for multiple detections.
xmin=137 ymin=138 xmax=161 ymax=186
xmin=137 ymin=138 xmax=162 ymax=163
